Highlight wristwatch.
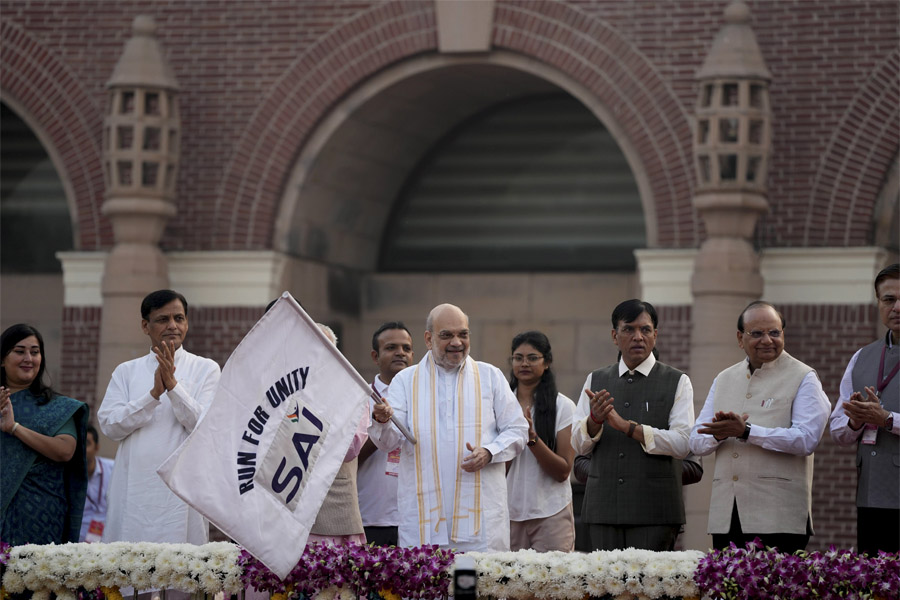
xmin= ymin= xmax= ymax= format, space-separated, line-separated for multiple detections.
xmin=739 ymin=423 xmax=751 ymax=441
xmin=527 ymin=437 xmax=537 ymax=447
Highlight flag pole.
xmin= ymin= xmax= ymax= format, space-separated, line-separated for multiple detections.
xmin=370 ymin=390 xmax=417 ymax=445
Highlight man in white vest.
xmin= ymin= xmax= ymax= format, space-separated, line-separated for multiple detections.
xmin=690 ymin=301 xmax=830 ymax=553
xmin=829 ymin=263 xmax=899 ymax=554
xmin=357 ymin=321 xmax=414 ymax=546
xmin=370 ymin=303 xmax=529 ymax=551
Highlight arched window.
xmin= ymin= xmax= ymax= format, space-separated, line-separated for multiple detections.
xmin=380 ymin=94 xmax=645 ymax=272
xmin=1 ymin=102 xmax=72 ymax=273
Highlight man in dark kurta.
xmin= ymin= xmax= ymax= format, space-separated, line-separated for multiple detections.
xmin=572 ymin=299 xmax=694 ymax=551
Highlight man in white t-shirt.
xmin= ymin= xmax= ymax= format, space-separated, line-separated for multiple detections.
xmin=357 ymin=322 xmax=414 ymax=546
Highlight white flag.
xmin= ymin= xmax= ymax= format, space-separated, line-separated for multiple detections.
xmin=158 ymin=293 xmax=370 ymax=579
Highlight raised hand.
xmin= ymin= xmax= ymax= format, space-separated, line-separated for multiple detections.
xmin=0 ymin=386 xmax=15 ymax=434
xmin=153 ymin=339 xmax=178 ymax=393
xmin=586 ymin=389 xmax=614 ymax=424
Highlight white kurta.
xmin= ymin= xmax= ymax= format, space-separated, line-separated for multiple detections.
xmin=98 ymin=347 xmax=221 ymax=544
xmin=370 ymin=352 xmax=529 ymax=552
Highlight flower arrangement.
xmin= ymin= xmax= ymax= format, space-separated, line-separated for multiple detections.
xmin=694 ymin=540 xmax=900 ymax=600
xmin=3 ymin=537 xmax=897 ymax=600
xmin=0 ymin=541 xmax=242 ymax=599
xmin=238 ymin=542 xmax=455 ymax=599
xmin=467 ymin=548 xmax=703 ymax=600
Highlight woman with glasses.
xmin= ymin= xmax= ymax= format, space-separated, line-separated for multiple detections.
xmin=506 ymin=331 xmax=576 ymax=551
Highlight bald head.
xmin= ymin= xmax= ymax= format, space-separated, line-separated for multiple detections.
xmin=425 ymin=304 xmax=470 ymax=369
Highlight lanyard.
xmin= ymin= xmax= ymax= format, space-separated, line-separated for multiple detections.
xmin=87 ymin=459 xmax=104 ymax=510
xmin=877 ymin=344 xmax=899 ymax=396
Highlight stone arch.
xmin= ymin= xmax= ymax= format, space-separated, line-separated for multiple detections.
xmin=804 ymin=48 xmax=900 ymax=247
xmin=218 ymin=0 xmax=695 ymax=252
xmin=0 ymin=19 xmax=108 ymax=250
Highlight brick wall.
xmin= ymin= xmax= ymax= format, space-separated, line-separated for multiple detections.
xmin=187 ymin=306 xmax=263 ymax=368
xmin=780 ymin=303 xmax=880 ymax=551
xmin=59 ymin=306 xmax=102 ymax=413
xmin=1 ymin=1 xmax=896 ymax=253
xmin=656 ymin=305 xmax=693 ymax=373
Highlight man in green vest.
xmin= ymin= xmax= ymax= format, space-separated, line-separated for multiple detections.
xmin=572 ymin=299 xmax=695 ymax=551
xmin=690 ymin=301 xmax=830 ymax=553
xmin=829 ymin=263 xmax=899 ymax=554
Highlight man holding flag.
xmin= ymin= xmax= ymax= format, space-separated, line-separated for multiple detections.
xmin=158 ymin=294 xmax=372 ymax=579
xmin=371 ymin=303 xmax=529 ymax=552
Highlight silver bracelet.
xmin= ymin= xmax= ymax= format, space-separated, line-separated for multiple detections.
xmin=11 ymin=422 xmax=19 ymax=435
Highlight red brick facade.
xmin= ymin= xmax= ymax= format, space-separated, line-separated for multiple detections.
xmin=1 ymin=1 xmax=896 ymax=252
xmin=59 ymin=306 xmax=102 ymax=407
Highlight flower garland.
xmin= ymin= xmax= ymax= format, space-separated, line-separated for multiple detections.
xmin=238 ymin=542 xmax=455 ymax=599
xmin=0 ymin=541 xmax=242 ymax=599
xmin=694 ymin=540 xmax=900 ymax=600
xmin=468 ymin=548 xmax=703 ymax=600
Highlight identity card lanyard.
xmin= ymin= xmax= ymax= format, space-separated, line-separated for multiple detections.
xmin=876 ymin=344 xmax=899 ymax=398
xmin=86 ymin=459 xmax=104 ymax=510
xmin=862 ymin=345 xmax=898 ymax=444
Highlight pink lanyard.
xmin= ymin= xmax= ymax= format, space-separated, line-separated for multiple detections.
xmin=877 ymin=344 xmax=899 ymax=397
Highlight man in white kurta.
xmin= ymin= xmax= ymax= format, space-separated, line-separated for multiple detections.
xmin=98 ymin=290 xmax=221 ymax=544
xmin=371 ymin=304 xmax=528 ymax=552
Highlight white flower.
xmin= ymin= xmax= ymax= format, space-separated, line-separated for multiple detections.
xmin=54 ymin=588 xmax=77 ymax=600
xmin=131 ymin=568 xmax=153 ymax=590
xmin=607 ymin=560 xmax=626 ymax=579
xmin=2 ymin=569 xmax=26 ymax=593
xmin=606 ymin=577 xmax=626 ymax=595
xmin=312 ymin=586 xmax=337 ymax=600
xmin=625 ymin=575 xmax=643 ymax=594
xmin=643 ymin=576 xmax=664 ymax=599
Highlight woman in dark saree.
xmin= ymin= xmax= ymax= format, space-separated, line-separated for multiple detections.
xmin=0 ymin=323 xmax=89 ymax=545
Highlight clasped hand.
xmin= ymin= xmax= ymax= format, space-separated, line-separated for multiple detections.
xmin=843 ymin=386 xmax=888 ymax=428
xmin=0 ymin=386 xmax=14 ymax=434
xmin=585 ymin=389 xmax=626 ymax=431
xmin=698 ymin=411 xmax=748 ymax=440
xmin=151 ymin=340 xmax=178 ymax=400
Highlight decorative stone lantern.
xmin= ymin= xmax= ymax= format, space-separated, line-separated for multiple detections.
xmin=685 ymin=0 xmax=773 ymax=551
xmin=103 ymin=15 xmax=180 ymax=222
xmin=692 ymin=0 xmax=772 ymax=236
xmin=694 ymin=16 xmax=771 ymax=194
xmin=96 ymin=15 xmax=181 ymax=397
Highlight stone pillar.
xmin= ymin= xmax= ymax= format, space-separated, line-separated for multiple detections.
xmin=684 ymin=0 xmax=773 ymax=550
xmin=96 ymin=16 xmax=180 ymax=395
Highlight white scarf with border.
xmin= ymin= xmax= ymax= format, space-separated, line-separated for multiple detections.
xmin=410 ymin=352 xmax=483 ymax=545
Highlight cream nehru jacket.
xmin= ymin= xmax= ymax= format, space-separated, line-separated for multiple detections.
xmin=708 ymin=352 xmax=814 ymax=535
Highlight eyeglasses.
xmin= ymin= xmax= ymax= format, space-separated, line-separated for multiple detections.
xmin=617 ymin=325 xmax=654 ymax=337
xmin=743 ymin=329 xmax=782 ymax=339
xmin=511 ymin=354 xmax=544 ymax=365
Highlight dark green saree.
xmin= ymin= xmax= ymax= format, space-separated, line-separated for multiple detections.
xmin=1 ymin=389 xmax=88 ymax=545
